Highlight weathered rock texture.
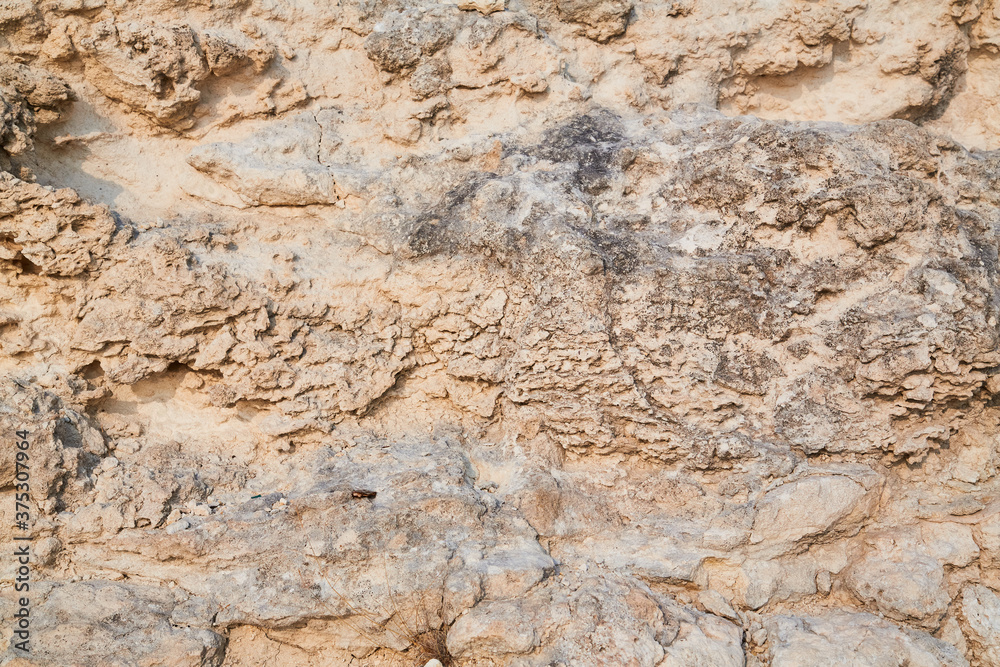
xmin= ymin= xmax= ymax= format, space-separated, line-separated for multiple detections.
xmin=1 ymin=1 xmax=999 ymax=666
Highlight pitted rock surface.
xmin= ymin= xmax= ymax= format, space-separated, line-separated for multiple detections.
xmin=1 ymin=1 xmax=1000 ymax=666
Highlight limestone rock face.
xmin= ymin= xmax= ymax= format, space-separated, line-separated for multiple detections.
xmin=20 ymin=581 xmax=227 ymax=666
xmin=0 ymin=1 xmax=999 ymax=666
xmin=764 ymin=611 xmax=969 ymax=667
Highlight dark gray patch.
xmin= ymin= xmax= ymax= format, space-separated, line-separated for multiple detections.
xmin=405 ymin=172 xmax=497 ymax=256
xmin=533 ymin=109 xmax=628 ymax=194
xmin=579 ymin=219 xmax=648 ymax=275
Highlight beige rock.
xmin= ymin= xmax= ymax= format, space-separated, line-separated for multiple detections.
xmin=78 ymin=22 xmax=209 ymax=130
xmin=186 ymin=114 xmax=342 ymax=206
xmin=922 ymin=522 xmax=980 ymax=568
xmin=456 ymin=0 xmax=504 ymax=15
xmin=661 ymin=605 xmax=745 ymax=667
xmin=15 ymin=581 xmax=226 ymax=666
xmin=765 ymin=611 xmax=968 ymax=667
xmin=749 ymin=468 xmax=881 ymax=552
xmin=1 ymin=0 xmax=998 ymax=664
xmin=447 ymin=600 xmax=537 ymax=657
xmin=961 ymin=585 xmax=1000 ymax=665
xmin=845 ymin=530 xmax=952 ymax=626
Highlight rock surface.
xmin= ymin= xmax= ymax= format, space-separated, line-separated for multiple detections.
xmin=0 ymin=1 xmax=999 ymax=666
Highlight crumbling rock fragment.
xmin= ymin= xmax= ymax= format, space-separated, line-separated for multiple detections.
xmin=0 ymin=64 xmax=71 ymax=157
xmin=557 ymin=0 xmax=633 ymax=42
xmin=0 ymin=171 xmax=123 ymax=276
xmin=364 ymin=8 xmax=459 ymax=74
xmin=76 ymin=22 xmax=266 ymax=131
xmin=78 ymin=21 xmax=210 ymax=129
